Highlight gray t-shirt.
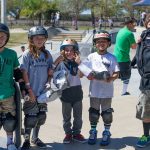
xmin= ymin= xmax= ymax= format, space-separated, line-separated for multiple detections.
xmin=20 ymin=49 xmax=53 ymax=97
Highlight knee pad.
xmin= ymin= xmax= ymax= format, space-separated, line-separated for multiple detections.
xmin=101 ymin=108 xmax=114 ymax=124
xmin=2 ymin=113 xmax=16 ymax=132
xmin=24 ymin=114 xmax=38 ymax=129
xmin=89 ymin=107 xmax=100 ymax=124
xmin=37 ymin=111 xmax=46 ymax=126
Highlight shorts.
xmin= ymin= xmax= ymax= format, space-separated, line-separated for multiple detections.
xmin=0 ymin=96 xmax=16 ymax=116
xmin=136 ymin=90 xmax=150 ymax=120
xmin=90 ymin=97 xmax=112 ymax=112
xmin=118 ymin=62 xmax=131 ymax=80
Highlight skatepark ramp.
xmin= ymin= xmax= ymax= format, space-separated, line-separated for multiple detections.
xmin=50 ymin=31 xmax=86 ymax=42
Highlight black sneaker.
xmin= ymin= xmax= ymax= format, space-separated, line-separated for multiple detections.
xmin=21 ymin=140 xmax=31 ymax=150
xmin=31 ymin=138 xmax=47 ymax=148
xmin=122 ymin=92 xmax=130 ymax=96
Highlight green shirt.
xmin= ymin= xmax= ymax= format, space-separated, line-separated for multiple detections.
xmin=0 ymin=48 xmax=19 ymax=100
xmin=114 ymin=27 xmax=136 ymax=62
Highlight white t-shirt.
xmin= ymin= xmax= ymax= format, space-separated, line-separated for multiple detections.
xmin=82 ymin=52 xmax=119 ymax=98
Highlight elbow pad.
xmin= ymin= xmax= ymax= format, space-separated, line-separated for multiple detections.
xmin=14 ymin=68 xmax=23 ymax=82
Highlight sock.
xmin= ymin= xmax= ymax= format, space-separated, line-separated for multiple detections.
xmin=122 ymin=79 xmax=129 ymax=94
xmin=7 ymin=134 xmax=13 ymax=145
xmin=91 ymin=123 xmax=97 ymax=131
xmin=24 ymin=128 xmax=32 ymax=141
xmin=143 ymin=122 xmax=150 ymax=137
xmin=104 ymin=124 xmax=111 ymax=131
xmin=32 ymin=126 xmax=40 ymax=141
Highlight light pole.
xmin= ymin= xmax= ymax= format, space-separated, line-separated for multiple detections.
xmin=105 ymin=0 xmax=108 ymax=29
xmin=1 ymin=0 xmax=7 ymax=24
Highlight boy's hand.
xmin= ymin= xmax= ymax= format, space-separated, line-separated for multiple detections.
xmin=54 ymin=55 xmax=64 ymax=66
xmin=87 ymin=72 xmax=94 ymax=80
xmin=28 ymin=89 xmax=36 ymax=102
xmin=74 ymin=53 xmax=81 ymax=64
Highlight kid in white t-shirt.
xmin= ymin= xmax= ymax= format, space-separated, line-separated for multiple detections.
xmin=79 ymin=30 xmax=119 ymax=146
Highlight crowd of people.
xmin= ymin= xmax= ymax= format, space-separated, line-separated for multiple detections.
xmin=0 ymin=13 xmax=150 ymax=150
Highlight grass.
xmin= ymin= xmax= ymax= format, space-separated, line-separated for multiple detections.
xmin=7 ymin=32 xmax=28 ymax=48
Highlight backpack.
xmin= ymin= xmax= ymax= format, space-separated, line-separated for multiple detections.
xmin=136 ymin=29 xmax=150 ymax=78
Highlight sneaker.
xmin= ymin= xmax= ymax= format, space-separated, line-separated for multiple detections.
xmin=88 ymin=129 xmax=97 ymax=145
xmin=122 ymin=92 xmax=130 ymax=96
xmin=21 ymin=141 xmax=31 ymax=150
xmin=136 ymin=135 xmax=150 ymax=148
xmin=100 ymin=130 xmax=111 ymax=146
xmin=31 ymin=138 xmax=47 ymax=148
xmin=7 ymin=143 xmax=17 ymax=150
xmin=73 ymin=134 xmax=87 ymax=143
xmin=63 ymin=134 xmax=72 ymax=144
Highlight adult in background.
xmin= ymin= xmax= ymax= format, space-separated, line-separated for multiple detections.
xmin=140 ymin=12 xmax=146 ymax=27
xmin=21 ymin=46 xmax=25 ymax=53
xmin=113 ymin=17 xmax=137 ymax=96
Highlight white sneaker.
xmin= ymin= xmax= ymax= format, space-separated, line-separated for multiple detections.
xmin=7 ymin=143 xmax=17 ymax=150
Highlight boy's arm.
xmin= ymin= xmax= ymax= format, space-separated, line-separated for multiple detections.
xmin=106 ymin=71 xmax=119 ymax=82
xmin=21 ymin=69 xmax=36 ymax=102
xmin=14 ymin=68 xmax=25 ymax=91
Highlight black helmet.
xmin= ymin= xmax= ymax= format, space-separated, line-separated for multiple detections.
xmin=93 ymin=30 xmax=111 ymax=44
xmin=0 ymin=23 xmax=10 ymax=45
xmin=28 ymin=26 xmax=48 ymax=39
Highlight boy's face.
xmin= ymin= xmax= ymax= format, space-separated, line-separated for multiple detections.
xmin=64 ymin=46 xmax=75 ymax=60
xmin=0 ymin=32 xmax=7 ymax=47
xmin=95 ymin=38 xmax=110 ymax=54
xmin=32 ymin=35 xmax=47 ymax=49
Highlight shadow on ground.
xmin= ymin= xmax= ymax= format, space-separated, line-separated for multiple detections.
xmin=27 ymin=136 xmax=149 ymax=150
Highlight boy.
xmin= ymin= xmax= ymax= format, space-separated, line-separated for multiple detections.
xmin=20 ymin=26 xmax=53 ymax=150
xmin=0 ymin=23 xmax=25 ymax=150
xmin=54 ymin=39 xmax=86 ymax=144
xmin=79 ymin=30 xmax=119 ymax=146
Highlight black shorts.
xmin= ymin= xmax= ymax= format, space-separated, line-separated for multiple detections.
xmin=118 ymin=62 xmax=131 ymax=80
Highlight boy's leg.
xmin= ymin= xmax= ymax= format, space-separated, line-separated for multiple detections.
xmin=100 ymin=98 xmax=113 ymax=146
xmin=88 ymin=97 xmax=100 ymax=145
xmin=62 ymin=101 xmax=72 ymax=143
xmin=118 ymin=62 xmax=131 ymax=96
xmin=31 ymin=103 xmax=47 ymax=148
xmin=136 ymin=90 xmax=150 ymax=148
xmin=2 ymin=97 xmax=17 ymax=150
xmin=21 ymin=101 xmax=39 ymax=150
xmin=72 ymin=101 xmax=86 ymax=143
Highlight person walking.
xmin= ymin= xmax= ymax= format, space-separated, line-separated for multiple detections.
xmin=20 ymin=26 xmax=53 ymax=150
xmin=79 ymin=30 xmax=119 ymax=146
xmin=54 ymin=38 xmax=86 ymax=144
xmin=113 ymin=17 xmax=137 ymax=96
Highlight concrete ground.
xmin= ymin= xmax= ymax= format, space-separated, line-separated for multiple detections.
xmin=0 ymin=26 xmax=150 ymax=150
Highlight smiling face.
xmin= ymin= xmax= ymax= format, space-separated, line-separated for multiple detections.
xmin=0 ymin=32 xmax=7 ymax=50
xmin=95 ymin=38 xmax=110 ymax=54
xmin=32 ymin=35 xmax=47 ymax=49
xmin=64 ymin=45 xmax=75 ymax=60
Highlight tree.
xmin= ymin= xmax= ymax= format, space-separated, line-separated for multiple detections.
xmin=20 ymin=0 xmax=57 ymax=25
xmin=7 ymin=0 xmax=22 ymax=19
xmin=56 ymin=0 xmax=86 ymax=30
xmin=120 ymin=0 xmax=144 ymax=18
